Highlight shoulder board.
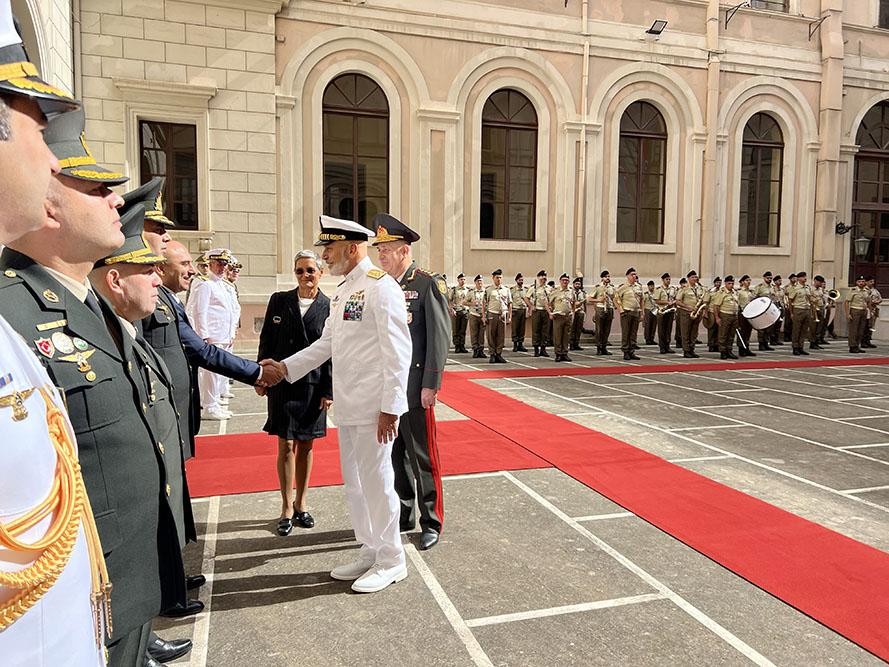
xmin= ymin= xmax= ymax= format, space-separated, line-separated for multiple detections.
xmin=367 ymin=268 xmax=385 ymax=280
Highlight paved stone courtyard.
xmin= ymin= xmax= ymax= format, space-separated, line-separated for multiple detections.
xmin=156 ymin=341 xmax=889 ymax=666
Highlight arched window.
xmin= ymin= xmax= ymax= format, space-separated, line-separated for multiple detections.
xmin=480 ymin=89 xmax=538 ymax=241
xmin=851 ymin=101 xmax=889 ymax=287
xmin=739 ymin=113 xmax=784 ymax=246
xmin=322 ymin=73 xmax=389 ymax=228
xmin=617 ymin=101 xmax=666 ymax=244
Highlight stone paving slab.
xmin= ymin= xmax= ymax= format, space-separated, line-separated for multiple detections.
xmin=509 ymin=468 xmax=627 ymax=518
xmin=589 ymin=517 xmax=884 ymax=666
xmin=610 ymin=381 xmax=750 ymax=407
xmin=578 ymin=397 xmax=736 ymax=430
xmin=722 ymin=378 xmax=875 ymax=400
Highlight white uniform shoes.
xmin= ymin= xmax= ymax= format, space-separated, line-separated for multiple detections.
xmin=202 ymin=408 xmax=231 ymax=421
xmin=329 ymin=557 xmax=375 ymax=581
xmin=350 ymin=563 xmax=408 ymax=593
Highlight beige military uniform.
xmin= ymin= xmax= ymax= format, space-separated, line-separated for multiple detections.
xmin=847 ymin=286 xmax=870 ymax=351
xmin=526 ymin=283 xmax=551 ymax=349
xmin=548 ymin=287 xmax=575 ymax=357
xmin=466 ymin=287 xmax=487 ymax=355
xmin=510 ymin=285 xmax=529 ymax=349
xmin=589 ymin=282 xmax=614 ymax=351
xmin=615 ymin=282 xmax=642 ymax=354
xmin=485 ymin=284 xmax=511 ymax=356
xmin=710 ymin=287 xmax=739 ymax=355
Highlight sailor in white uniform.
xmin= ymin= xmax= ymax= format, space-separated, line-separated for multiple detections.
xmin=185 ymin=248 xmax=240 ymax=420
xmin=263 ymin=216 xmax=411 ymax=593
xmin=0 ymin=3 xmax=108 ymax=663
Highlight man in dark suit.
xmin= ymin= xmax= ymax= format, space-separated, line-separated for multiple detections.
xmin=372 ymin=213 xmax=450 ymax=550
xmin=0 ymin=111 xmax=186 ymax=667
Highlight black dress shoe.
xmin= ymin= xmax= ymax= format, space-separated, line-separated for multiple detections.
xmin=517 ymin=344 xmax=528 ymax=352
xmin=143 ymin=653 xmax=164 ymax=667
xmin=186 ymin=574 xmax=206 ymax=590
xmin=563 ymin=354 xmax=573 ymax=362
xmin=809 ymin=344 xmax=822 ymax=350
xmin=161 ymin=599 xmax=205 ymax=618
xmin=798 ymin=348 xmax=809 ymax=355
xmin=489 ymin=355 xmax=496 ymax=363
xmin=628 ymin=353 xmax=640 ymax=360
xmin=293 ymin=510 xmax=315 ymax=528
xmin=418 ymin=529 xmax=439 ymax=551
xmin=276 ymin=516 xmax=293 ymax=536
xmin=727 ymin=352 xmax=739 ymax=359
xmin=540 ymin=348 xmax=550 ymax=357
xmin=689 ymin=352 xmax=700 ymax=358
xmin=147 ymin=636 xmax=193 ymax=663
xmin=720 ymin=352 xmax=728 ymax=359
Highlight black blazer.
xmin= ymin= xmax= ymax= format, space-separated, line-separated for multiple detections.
xmin=257 ymin=289 xmax=332 ymax=397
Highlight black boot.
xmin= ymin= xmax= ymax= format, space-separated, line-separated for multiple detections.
xmin=512 ymin=342 xmax=518 ymax=352
xmin=489 ymin=354 xmax=497 ymax=363
xmin=563 ymin=354 xmax=573 ymax=362
xmin=517 ymin=343 xmax=528 ymax=352
xmin=533 ymin=346 xmax=540 ymax=357
xmin=540 ymin=347 xmax=550 ymax=357
xmin=798 ymin=347 xmax=810 ymax=355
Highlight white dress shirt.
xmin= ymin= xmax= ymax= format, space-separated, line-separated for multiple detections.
xmin=282 ymin=256 xmax=410 ymax=425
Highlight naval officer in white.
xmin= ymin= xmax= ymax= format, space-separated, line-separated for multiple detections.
xmin=263 ymin=215 xmax=411 ymax=593
xmin=186 ymin=248 xmax=240 ymax=420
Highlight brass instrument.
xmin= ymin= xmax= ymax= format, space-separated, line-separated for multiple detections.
xmin=657 ymin=305 xmax=677 ymax=315
xmin=827 ymin=289 xmax=840 ymax=302
xmin=690 ymin=297 xmax=708 ymax=319
xmin=868 ymin=292 xmax=882 ymax=331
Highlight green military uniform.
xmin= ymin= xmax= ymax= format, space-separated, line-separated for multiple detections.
xmin=847 ymin=283 xmax=870 ymax=353
xmin=448 ymin=279 xmax=470 ymax=353
xmin=510 ymin=277 xmax=529 ymax=352
xmin=571 ymin=282 xmax=587 ymax=351
xmin=615 ymin=280 xmax=642 ymax=358
xmin=785 ymin=280 xmax=814 ymax=354
xmin=525 ymin=278 xmax=551 ymax=356
xmin=547 ymin=279 xmax=575 ymax=362
xmin=710 ymin=282 xmax=740 ymax=358
xmin=466 ymin=279 xmax=486 ymax=358
xmin=590 ymin=280 xmax=614 ymax=355
xmin=675 ymin=280 xmax=704 ymax=358
xmin=484 ymin=273 xmax=511 ymax=362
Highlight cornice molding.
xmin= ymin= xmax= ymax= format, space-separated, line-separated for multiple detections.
xmin=113 ymin=78 xmax=217 ymax=107
xmin=173 ymin=0 xmax=291 ymax=14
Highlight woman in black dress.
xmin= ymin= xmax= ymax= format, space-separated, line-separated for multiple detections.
xmin=257 ymin=250 xmax=332 ymax=536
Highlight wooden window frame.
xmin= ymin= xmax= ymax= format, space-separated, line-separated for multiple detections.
xmin=738 ymin=113 xmax=784 ymax=247
xmin=617 ymin=102 xmax=667 ymax=245
xmin=138 ymin=119 xmax=199 ymax=231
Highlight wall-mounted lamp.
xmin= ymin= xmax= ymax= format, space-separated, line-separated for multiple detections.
xmin=854 ymin=236 xmax=871 ymax=260
xmin=835 ymin=221 xmax=855 ymax=235
xmin=724 ymin=1 xmax=750 ymax=30
xmin=645 ymin=20 xmax=668 ymax=36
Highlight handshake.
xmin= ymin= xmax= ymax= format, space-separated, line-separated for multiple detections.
xmin=254 ymin=358 xmax=288 ymax=395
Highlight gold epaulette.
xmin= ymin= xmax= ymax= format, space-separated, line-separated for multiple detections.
xmin=367 ymin=269 xmax=385 ymax=280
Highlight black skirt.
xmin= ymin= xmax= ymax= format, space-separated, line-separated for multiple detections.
xmin=263 ymin=381 xmax=327 ymax=441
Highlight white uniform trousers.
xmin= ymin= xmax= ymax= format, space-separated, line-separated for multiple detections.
xmin=198 ymin=343 xmax=231 ymax=411
xmin=338 ymin=423 xmax=405 ymax=568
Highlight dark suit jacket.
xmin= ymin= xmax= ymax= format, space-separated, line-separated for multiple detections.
xmin=400 ymin=262 xmax=451 ymax=410
xmin=257 ymin=289 xmax=332 ymax=395
xmin=0 ymin=247 xmax=184 ymax=640
xmin=142 ymin=286 xmax=261 ymax=452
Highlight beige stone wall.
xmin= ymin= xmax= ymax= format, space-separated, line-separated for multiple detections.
xmin=13 ymin=0 xmax=74 ymax=93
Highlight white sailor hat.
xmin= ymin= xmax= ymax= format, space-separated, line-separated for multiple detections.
xmin=314 ymin=215 xmax=375 ymax=246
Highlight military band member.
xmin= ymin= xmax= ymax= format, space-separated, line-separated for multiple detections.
xmin=525 ymin=270 xmax=551 ymax=357
xmin=615 ymin=268 xmax=643 ymax=360
xmin=466 ymin=274 xmax=486 ymax=358
xmin=812 ymin=275 xmax=830 ymax=346
xmin=545 ymin=280 xmax=555 ymax=346
xmin=766 ymin=274 xmax=784 ymax=346
xmin=704 ymin=277 xmax=722 ymax=351
xmin=785 ymin=271 xmax=814 ymax=355
xmin=754 ymin=271 xmax=775 ymax=351
xmin=510 ymin=273 xmax=529 ymax=352
xmin=589 ymin=270 xmax=614 ymax=356
xmin=0 ymin=124 xmax=187 ymax=665
xmin=484 ymin=269 xmax=510 ymax=363
xmin=448 ymin=273 xmax=470 ymax=353
xmin=735 ymin=275 xmax=756 ymax=357
xmin=547 ymin=273 xmax=575 ymax=362
xmin=847 ymin=275 xmax=870 ymax=353
xmin=372 ymin=214 xmax=450 ymax=552
xmin=642 ymin=280 xmax=657 ymax=346
xmin=675 ymin=276 xmax=687 ymax=350
xmin=675 ymin=270 xmax=703 ymax=358
xmin=863 ymin=276 xmax=881 ymax=348
xmin=0 ymin=13 xmax=108 ymax=665
xmin=783 ymin=273 xmax=797 ymax=342
xmin=710 ymin=275 xmax=740 ymax=359
xmin=570 ymin=276 xmax=587 ymax=351
xmin=654 ymin=273 xmax=676 ymax=354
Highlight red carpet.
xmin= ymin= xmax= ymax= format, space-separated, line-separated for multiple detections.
xmin=438 ymin=372 xmax=889 ymax=661
xmin=186 ymin=419 xmax=549 ymax=498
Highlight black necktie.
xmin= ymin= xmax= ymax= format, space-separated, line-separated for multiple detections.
xmin=85 ymin=290 xmax=103 ymax=320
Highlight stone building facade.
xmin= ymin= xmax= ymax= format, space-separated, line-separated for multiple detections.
xmin=15 ymin=0 xmax=889 ymax=342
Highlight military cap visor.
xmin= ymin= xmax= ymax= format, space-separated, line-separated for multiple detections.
xmin=457 ymin=273 xmax=465 ymax=279
xmin=474 ymin=274 xmax=482 ymax=281
xmin=492 ymin=269 xmax=503 ymax=276
xmin=370 ymin=213 xmax=419 ymax=245
xmin=314 ymin=215 xmax=375 ymax=246
xmin=686 ymin=270 xmax=697 ymax=278
xmin=0 ymin=12 xmax=78 ymax=118
xmin=124 ymin=177 xmax=175 ymax=227
xmin=97 ymin=203 xmax=164 ymax=266
xmin=44 ymin=106 xmax=128 ymax=185
xmin=763 ymin=271 xmax=773 ymax=278
xmin=626 ymin=267 xmax=636 ymax=275
xmin=537 ymin=270 xmax=547 ymax=277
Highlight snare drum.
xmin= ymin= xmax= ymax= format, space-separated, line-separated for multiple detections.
xmin=742 ymin=296 xmax=780 ymax=330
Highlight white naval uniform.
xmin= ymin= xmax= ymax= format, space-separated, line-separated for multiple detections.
xmin=186 ymin=271 xmax=239 ymax=412
xmin=0 ymin=316 xmax=104 ymax=667
xmin=282 ymin=256 xmax=411 ymax=568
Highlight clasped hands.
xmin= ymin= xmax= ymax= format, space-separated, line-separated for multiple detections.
xmin=253 ymin=358 xmax=287 ymax=393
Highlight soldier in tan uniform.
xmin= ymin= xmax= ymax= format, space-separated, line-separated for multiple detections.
xmin=510 ymin=273 xmax=529 ymax=352
xmin=588 ymin=270 xmax=614 ymax=356
xmin=448 ymin=273 xmax=471 ymax=353
xmin=570 ymin=276 xmax=587 ymax=351
xmin=642 ymin=280 xmax=657 ymax=346
xmin=485 ymin=269 xmax=510 ymax=363
xmin=786 ymin=270 xmax=816 ymax=355
xmin=768 ymin=275 xmax=786 ymax=346
xmin=711 ymin=275 xmax=740 ymax=359
xmin=675 ymin=270 xmax=704 ymax=358
xmin=812 ymin=275 xmax=830 ymax=347
xmin=736 ymin=274 xmax=757 ymax=357
xmin=466 ymin=274 xmax=487 ymax=358
xmin=614 ymin=267 xmax=642 ymax=360
xmin=754 ymin=271 xmax=775 ymax=351
xmin=547 ymin=273 xmax=575 ymax=362
xmin=863 ymin=276 xmax=881 ymax=349
xmin=783 ymin=273 xmax=798 ymax=343
xmin=846 ymin=275 xmax=870 ymax=353
xmin=654 ymin=272 xmax=677 ymax=354
xmin=525 ymin=270 xmax=551 ymax=357
xmin=704 ymin=277 xmax=722 ymax=351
